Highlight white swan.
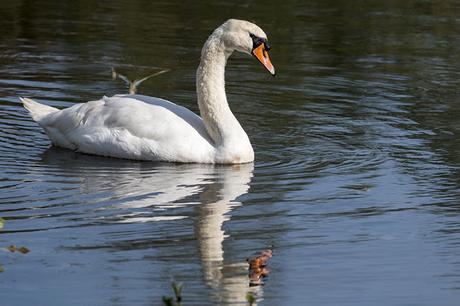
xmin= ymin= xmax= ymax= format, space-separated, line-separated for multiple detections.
xmin=20 ymin=19 xmax=275 ymax=164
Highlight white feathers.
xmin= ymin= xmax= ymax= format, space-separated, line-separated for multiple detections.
xmin=20 ymin=97 xmax=58 ymax=122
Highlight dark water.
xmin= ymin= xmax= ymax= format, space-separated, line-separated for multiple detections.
xmin=1 ymin=0 xmax=460 ymax=305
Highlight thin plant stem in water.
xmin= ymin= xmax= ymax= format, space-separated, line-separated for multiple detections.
xmin=162 ymin=281 xmax=183 ymax=306
xmin=111 ymin=67 xmax=170 ymax=94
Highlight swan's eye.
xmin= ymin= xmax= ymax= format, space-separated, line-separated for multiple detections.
xmin=250 ymin=33 xmax=265 ymax=49
xmin=250 ymin=33 xmax=270 ymax=51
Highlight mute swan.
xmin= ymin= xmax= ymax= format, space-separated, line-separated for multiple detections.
xmin=20 ymin=19 xmax=275 ymax=164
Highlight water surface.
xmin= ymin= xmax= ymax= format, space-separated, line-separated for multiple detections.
xmin=1 ymin=1 xmax=460 ymax=305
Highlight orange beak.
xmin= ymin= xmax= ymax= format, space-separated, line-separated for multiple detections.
xmin=252 ymin=44 xmax=276 ymax=76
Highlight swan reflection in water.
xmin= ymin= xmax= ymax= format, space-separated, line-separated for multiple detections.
xmin=39 ymin=147 xmax=263 ymax=304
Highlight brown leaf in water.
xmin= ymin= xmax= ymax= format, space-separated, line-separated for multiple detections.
xmin=0 ymin=217 xmax=4 ymax=230
xmin=247 ymin=248 xmax=273 ymax=286
xmin=249 ymin=266 xmax=270 ymax=286
xmin=18 ymin=247 xmax=30 ymax=254
xmin=5 ymin=245 xmax=30 ymax=254
xmin=247 ymin=249 xmax=272 ymax=268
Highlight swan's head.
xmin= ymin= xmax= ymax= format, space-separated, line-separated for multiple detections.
xmin=219 ymin=19 xmax=275 ymax=76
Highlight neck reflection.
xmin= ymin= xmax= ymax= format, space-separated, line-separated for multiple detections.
xmin=39 ymin=148 xmax=261 ymax=303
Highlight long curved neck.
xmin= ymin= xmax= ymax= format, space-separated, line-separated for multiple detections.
xmin=196 ymin=30 xmax=248 ymax=148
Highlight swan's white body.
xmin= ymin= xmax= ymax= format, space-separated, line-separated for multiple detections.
xmin=21 ymin=19 xmax=273 ymax=164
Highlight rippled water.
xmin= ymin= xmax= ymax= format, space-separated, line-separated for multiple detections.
xmin=1 ymin=1 xmax=460 ymax=305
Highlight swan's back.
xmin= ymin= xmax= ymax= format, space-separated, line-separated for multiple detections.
xmin=25 ymin=95 xmax=216 ymax=162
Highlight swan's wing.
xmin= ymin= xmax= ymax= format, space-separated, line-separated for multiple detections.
xmin=37 ymin=99 xmax=108 ymax=149
xmin=105 ymin=94 xmax=210 ymax=140
xmin=38 ymin=95 xmax=215 ymax=162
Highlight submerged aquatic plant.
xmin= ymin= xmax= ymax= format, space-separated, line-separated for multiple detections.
xmin=246 ymin=292 xmax=256 ymax=305
xmin=162 ymin=281 xmax=183 ymax=306
xmin=161 ymin=281 xmax=259 ymax=306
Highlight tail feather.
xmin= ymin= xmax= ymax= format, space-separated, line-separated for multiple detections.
xmin=20 ymin=97 xmax=58 ymax=122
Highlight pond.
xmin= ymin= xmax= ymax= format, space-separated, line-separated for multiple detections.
xmin=1 ymin=0 xmax=460 ymax=305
